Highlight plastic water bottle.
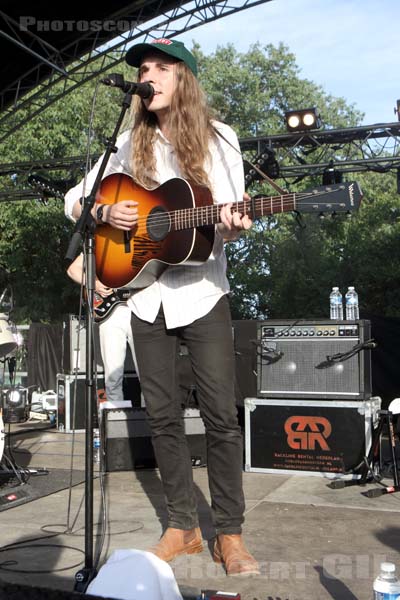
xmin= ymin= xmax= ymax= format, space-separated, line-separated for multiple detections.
xmin=345 ymin=286 xmax=359 ymax=320
xmin=329 ymin=287 xmax=343 ymax=320
xmin=373 ymin=562 xmax=400 ymax=599
xmin=93 ymin=428 xmax=101 ymax=464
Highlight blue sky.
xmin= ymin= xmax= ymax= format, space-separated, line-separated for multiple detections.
xmin=177 ymin=0 xmax=398 ymax=126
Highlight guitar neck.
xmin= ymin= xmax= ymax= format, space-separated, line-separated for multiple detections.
xmin=172 ymin=194 xmax=296 ymax=230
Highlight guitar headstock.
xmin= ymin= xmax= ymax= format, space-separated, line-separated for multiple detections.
xmin=297 ymin=182 xmax=363 ymax=215
xmin=243 ymin=150 xmax=280 ymax=190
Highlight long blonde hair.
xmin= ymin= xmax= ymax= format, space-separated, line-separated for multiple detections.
xmin=130 ymin=61 xmax=217 ymax=189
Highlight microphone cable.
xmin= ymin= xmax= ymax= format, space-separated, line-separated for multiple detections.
xmin=316 ymin=338 xmax=377 ymax=369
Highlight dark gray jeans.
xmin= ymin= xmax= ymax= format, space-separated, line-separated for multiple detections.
xmin=131 ymin=295 xmax=245 ymax=535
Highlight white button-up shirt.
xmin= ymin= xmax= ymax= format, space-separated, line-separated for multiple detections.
xmin=64 ymin=120 xmax=244 ymax=329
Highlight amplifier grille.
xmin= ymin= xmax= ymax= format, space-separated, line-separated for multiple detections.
xmin=257 ymin=320 xmax=372 ymax=400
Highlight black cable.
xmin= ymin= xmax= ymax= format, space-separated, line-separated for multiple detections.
xmin=0 ymin=543 xmax=85 ymax=574
xmin=317 ymin=338 xmax=377 ymax=369
xmin=0 ymin=518 xmax=144 ymax=575
xmin=41 ymin=520 xmax=143 ymax=538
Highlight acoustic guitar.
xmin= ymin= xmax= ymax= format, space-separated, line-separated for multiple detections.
xmin=94 ymin=173 xmax=362 ymax=289
xmin=29 ymin=172 xmax=362 ymax=290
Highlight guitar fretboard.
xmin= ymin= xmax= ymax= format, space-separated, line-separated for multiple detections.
xmin=171 ymin=194 xmax=297 ymax=231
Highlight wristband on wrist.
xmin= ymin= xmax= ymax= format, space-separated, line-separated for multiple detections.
xmin=96 ymin=204 xmax=105 ymax=224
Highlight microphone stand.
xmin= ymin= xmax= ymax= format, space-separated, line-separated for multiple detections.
xmin=328 ymin=409 xmax=400 ymax=496
xmin=65 ymin=90 xmax=133 ymax=593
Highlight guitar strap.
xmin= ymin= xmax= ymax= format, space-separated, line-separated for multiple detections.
xmin=213 ymin=125 xmax=287 ymax=195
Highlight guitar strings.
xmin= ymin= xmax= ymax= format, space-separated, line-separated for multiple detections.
xmin=118 ymin=187 xmax=348 ymax=233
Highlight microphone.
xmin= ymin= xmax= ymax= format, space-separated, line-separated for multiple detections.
xmin=362 ymin=340 xmax=378 ymax=349
xmin=260 ymin=342 xmax=284 ymax=364
xmin=101 ymin=73 xmax=154 ymax=99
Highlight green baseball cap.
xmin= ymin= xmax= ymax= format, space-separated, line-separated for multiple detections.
xmin=125 ymin=38 xmax=197 ymax=77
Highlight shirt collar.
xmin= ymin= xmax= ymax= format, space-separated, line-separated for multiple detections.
xmin=155 ymin=126 xmax=170 ymax=144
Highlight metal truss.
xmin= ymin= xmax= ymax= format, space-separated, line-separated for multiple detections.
xmin=1 ymin=122 xmax=399 ymax=202
xmin=0 ymin=0 xmax=271 ymax=143
xmin=241 ymin=122 xmax=400 ymax=183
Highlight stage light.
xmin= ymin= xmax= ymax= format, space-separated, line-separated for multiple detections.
xmin=285 ymin=108 xmax=322 ymax=132
xmin=1 ymin=385 xmax=29 ymax=423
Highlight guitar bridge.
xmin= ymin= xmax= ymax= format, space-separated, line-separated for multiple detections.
xmin=123 ymin=231 xmax=131 ymax=253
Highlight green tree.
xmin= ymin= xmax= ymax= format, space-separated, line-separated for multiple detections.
xmin=191 ymin=42 xmax=399 ymax=320
xmin=195 ymin=42 xmax=361 ymax=136
xmin=226 ymin=171 xmax=400 ymax=320
xmin=0 ymin=58 xmax=133 ymax=322
xmin=0 ymin=43 xmax=398 ymax=324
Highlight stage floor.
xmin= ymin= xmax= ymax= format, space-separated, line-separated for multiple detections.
xmin=1 ymin=420 xmax=400 ymax=600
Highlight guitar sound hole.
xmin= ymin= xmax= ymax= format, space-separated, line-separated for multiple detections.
xmin=147 ymin=206 xmax=170 ymax=241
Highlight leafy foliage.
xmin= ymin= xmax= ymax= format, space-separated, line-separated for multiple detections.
xmin=0 ymin=43 xmax=398 ymax=324
xmin=0 ymin=59 xmax=132 ymax=322
xmin=226 ymin=171 xmax=400 ymax=319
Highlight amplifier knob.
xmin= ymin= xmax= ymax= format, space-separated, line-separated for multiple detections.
xmin=323 ymin=330 xmax=329 ymax=336
xmin=317 ymin=331 xmax=323 ymax=336
xmin=303 ymin=330 xmax=309 ymax=336
xmin=330 ymin=330 xmax=336 ymax=336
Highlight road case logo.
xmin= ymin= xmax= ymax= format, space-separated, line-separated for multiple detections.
xmin=284 ymin=416 xmax=332 ymax=450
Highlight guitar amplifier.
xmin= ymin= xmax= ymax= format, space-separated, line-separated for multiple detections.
xmin=257 ymin=319 xmax=372 ymax=400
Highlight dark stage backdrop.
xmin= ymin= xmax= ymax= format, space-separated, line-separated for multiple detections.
xmin=367 ymin=314 xmax=400 ymax=408
xmin=27 ymin=322 xmax=63 ymax=392
xmin=25 ymin=317 xmax=400 ymax=407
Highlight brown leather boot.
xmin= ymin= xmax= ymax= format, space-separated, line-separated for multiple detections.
xmin=148 ymin=527 xmax=203 ymax=562
xmin=213 ymin=534 xmax=260 ymax=576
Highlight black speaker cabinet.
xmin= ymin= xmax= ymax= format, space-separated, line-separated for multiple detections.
xmin=175 ymin=322 xmax=258 ymax=409
xmin=257 ymin=320 xmax=372 ymax=400
xmin=103 ymin=407 xmax=207 ymax=471
xmin=56 ymin=372 xmax=141 ymax=432
xmin=233 ymin=320 xmax=258 ymax=404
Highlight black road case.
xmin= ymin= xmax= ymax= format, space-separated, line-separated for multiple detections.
xmin=245 ymin=397 xmax=381 ymax=479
